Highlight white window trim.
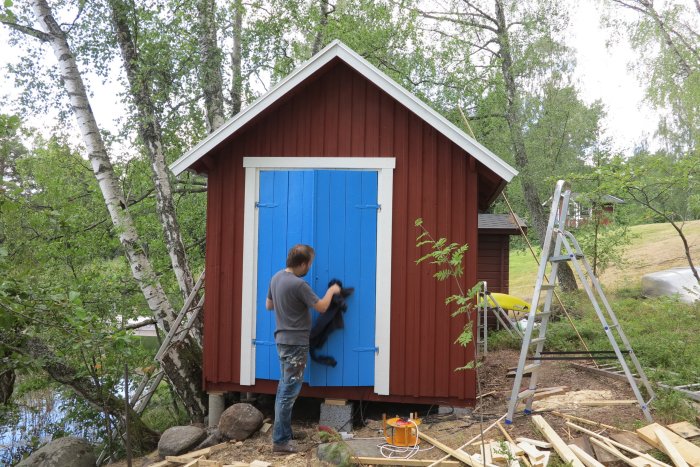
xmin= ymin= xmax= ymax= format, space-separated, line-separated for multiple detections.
xmin=240 ymin=156 xmax=394 ymax=395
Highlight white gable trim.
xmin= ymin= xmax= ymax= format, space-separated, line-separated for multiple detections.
xmin=240 ymin=157 xmax=393 ymax=395
xmin=170 ymin=41 xmax=517 ymax=182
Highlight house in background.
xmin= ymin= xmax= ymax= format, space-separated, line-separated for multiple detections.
xmin=170 ymin=40 xmax=518 ymax=416
xmin=568 ymin=193 xmax=624 ymax=228
xmin=478 ymin=213 xmax=527 ymax=294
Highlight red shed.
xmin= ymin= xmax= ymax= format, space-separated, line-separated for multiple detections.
xmin=171 ymin=41 xmax=518 ymax=408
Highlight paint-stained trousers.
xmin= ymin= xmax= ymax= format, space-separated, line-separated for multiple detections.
xmin=272 ymin=344 xmax=308 ymax=446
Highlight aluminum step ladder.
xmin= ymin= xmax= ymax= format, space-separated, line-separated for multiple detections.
xmin=477 ymin=282 xmax=523 ymax=355
xmin=505 ymin=181 xmax=655 ymax=424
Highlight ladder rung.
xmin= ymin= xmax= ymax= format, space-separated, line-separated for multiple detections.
xmin=529 ymin=337 xmax=546 ymax=346
xmin=549 ymin=254 xmax=583 ymax=262
xmin=540 ymin=284 xmax=556 ymax=291
xmin=518 ymin=389 xmax=536 ymax=400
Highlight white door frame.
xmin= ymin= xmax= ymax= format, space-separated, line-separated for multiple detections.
xmin=239 ymin=157 xmax=395 ymax=395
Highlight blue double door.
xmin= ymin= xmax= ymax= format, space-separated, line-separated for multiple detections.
xmin=255 ymin=170 xmax=377 ymax=387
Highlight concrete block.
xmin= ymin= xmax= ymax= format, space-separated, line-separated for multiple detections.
xmin=438 ymin=405 xmax=472 ymax=417
xmin=320 ymin=401 xmax=353 ymax=432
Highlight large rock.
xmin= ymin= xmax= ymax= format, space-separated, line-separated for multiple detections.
xmin=17 ymin=436 xmax=95 ymax=467
xmin=642 ymin=267 xmax=700 ymax=303
xmin=158 ymin=425 xmax=207 ymax=457
xmin=218 ymin=403 xmax=264 ymax=440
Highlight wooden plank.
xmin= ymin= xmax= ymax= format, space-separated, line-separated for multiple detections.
xmin=352 ymin=457 xmax=460 ymax=466
xmin=591 ymin=436 xmax=621 ymax=464
xmin=637 ymin=423 xmax=700 ymax=467
xmin=516 ymin=438 xmax=552 ymax=449
xmin=570 ymin=437 xmax=595 ymax=459
xmin=324 ymin=398 xmax=348 ymax=406
xmin=531 ymin=415 xmax=585 ymax=467
xmin=495 ymin=422 xmax=529 ymax=467
xmin=167 ymin=455 xmax=206 ymax=464
xmin=611 ymin=432 xmax=655 ymax=453
xmin=566 ymin=421 xmax=671 ymax=467
xmin=249 ymin=461 xmax=272 ymax=467
xmin=590 ymin=438 xmax=637 ymax=467
xmin=551 ymin=410 xmax=629 ymax=432
xmin=569 ymin=444 xmax=606 ymax=467
xmin=580 ymin=399 xmax=639 ymax=406
xmin=655 ymin=427 xmax=690 ymax=467
xmin=668 ymin=422 xmax=700 ymax=439
xmin=533 ymin=387 xmax=567 ymax=401
xmin=518 ymin=442 xmax=545 ymax=462
xmin=199 ymin=461 xmax=224 ymax=467
xmin=630 ymin=456 xmax=657 ymax=467
xmin=418 ymin=432 xmax=495 ymax=467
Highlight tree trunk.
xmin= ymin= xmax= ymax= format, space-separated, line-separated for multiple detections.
xmin=30 ymin=0 xmax=205 ymax=420
xmin=197 ymin=0 xmax=227 ymax=130
xmin=109 ymin=0 xmax=195 ymax=301
xmin=24 ymin=337 xmax=160 ymax=453
xmin=493 ymin=0 xmax=578 ymax=291
xmin=231 ymin=0 xmax=243 ymax=116
xmin=311 ymin=0 xmax=329 ymax=55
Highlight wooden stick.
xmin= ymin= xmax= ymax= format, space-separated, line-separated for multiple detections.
xmin=531 ymin=415 xmax=584 ymax=467
xmin=654 ymin=428 xmax=689 ymax=467
xmin=496 ymin=422 xmax=531 ymax=467
xmin=352 ymin=457 xmax=461 ymax=466
xmin=551 ymin=411 xmax=630 ymax=432
xmin=516 ymin=438 xmax=552 ymax=449
xmin=569 ymin=443 xmax=606 ymax=467
xmin=419 ymin=431 xmax=497 ymax=467
xmin=590 ymin=437 xmax=638 ymax=466
xmin=565 ymin=422 xmax=671 ymax=467
xmin=580 ymin=399 xmax=639 ymax=406
xmin=427 ymin=414 xmax=507 ymax=467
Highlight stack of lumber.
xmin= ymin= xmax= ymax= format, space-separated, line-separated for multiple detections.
xmin=148 ymin=441 xmax=271 ymax=467
xmin=350 ymin=414 xmax=700 ymax=467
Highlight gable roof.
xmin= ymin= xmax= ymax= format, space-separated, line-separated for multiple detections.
xmin=169 ymin=40 xmax=518 ymax=181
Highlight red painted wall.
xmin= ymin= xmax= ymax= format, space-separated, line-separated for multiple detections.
xmin=202 ymin=59 xmax=503 ymax=405
xmin=477 ymin=234 xmax=510 ymax=294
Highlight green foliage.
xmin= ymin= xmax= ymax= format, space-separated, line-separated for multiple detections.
xmin=415 ymin=218 xmax=480 ymax=371
xmin=545 ymin=290 xmax=700 ymax=386
xmin=651 ymin=389 xmax=698 ymax=425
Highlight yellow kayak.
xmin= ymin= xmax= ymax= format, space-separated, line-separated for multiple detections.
xmin=484 ymin=293 xmax=531 ymax=317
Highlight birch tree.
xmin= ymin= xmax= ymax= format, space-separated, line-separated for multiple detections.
xmin=2 ymin=0 xmax=206 ymax=419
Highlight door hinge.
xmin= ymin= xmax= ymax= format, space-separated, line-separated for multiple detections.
xmin=352 ymin=346 xmax=379 ymax=354
xmin=252 ymin=339 xmax=275 ymax=346
xmin=355 ymin=204 xmax=381 ymax=210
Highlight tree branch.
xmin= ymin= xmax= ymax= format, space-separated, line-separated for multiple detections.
xmin=0 ymin=20 xmax=51 ymax=42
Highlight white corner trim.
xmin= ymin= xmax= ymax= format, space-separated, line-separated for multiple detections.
xmin=170 ymin=40 xmax=516 ymax=183
xmin=239 ymin=158 xmax=394 ymax=395
xmin=239 ymin=167 xmax=259 ymax=385
xmin=243 ymin=157 xmax=395 ymax=170
xmin=374 ymin=167 xmax=393 ymax=395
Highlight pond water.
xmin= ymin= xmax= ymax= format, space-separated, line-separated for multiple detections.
xmin=0 ymin=389 xmax=98 ymax=466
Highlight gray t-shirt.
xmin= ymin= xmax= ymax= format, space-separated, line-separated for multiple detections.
xmin=267 ymin=270 xmax=320 ymax=345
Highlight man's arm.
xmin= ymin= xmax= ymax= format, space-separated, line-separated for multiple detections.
xmin=312 ymin=284 xmax=341 ymax=313
xmin=266 ymin=298 xmax=274 ymax=310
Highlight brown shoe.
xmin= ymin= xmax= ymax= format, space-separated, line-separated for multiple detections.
xmin=272 ymin=443 xmax=299 ymax=454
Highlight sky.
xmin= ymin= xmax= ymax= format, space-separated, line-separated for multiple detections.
xmin=0 ymin=2 xmax=662 ymax=156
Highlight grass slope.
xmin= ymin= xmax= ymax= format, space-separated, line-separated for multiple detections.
xmin=508 ymin=219 xmax=700 ymax=300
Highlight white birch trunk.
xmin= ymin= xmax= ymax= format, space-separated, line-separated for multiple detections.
xmin=197 ymin=0 xmax=226 ymax=130
xmin=30 ymin=0 xmax=205 ymax=419
xmin=109 ymin=0 xmax=195 ymax=300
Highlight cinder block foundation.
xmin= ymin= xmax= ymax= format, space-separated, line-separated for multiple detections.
xmin=438 ymin=405 xmax=472 ymax=417
xmin=208 ymin=392 xmax=225 ymax=428
xmin=319 ymin=401 xmax=354 ymax=432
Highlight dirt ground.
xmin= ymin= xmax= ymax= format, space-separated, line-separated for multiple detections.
xmin=107 ymin=348 xmax=672 ymax=466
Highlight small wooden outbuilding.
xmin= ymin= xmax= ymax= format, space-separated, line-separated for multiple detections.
xmin=171 ymin=41 xmax=518 ymax=407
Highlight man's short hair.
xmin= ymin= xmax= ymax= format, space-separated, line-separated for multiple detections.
xmin=286 ymin=244 xmax=315 ymax=268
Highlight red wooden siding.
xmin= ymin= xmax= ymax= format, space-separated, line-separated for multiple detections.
xmin=477 ymin=234 xmax=510 ymax=293
xmin=202 ymin=60 xmax=502 ymax=404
